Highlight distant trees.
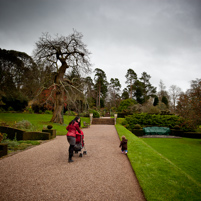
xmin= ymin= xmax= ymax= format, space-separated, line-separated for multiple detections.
xmin=121 ymin=88 xmax=129 ymax=100
xmin=0 ymin=48 xmax=41 ymax=111
xmin=124 ymin=70 xmax=156 ymax=104
xmin=3 ymin=42 xmax=200 ymax=128
xmin=33 ymin=31 xmax=91 ymax=123
xmin=177 ymin=78 xmax=201 ymax=126
xmin=157 ymin=80 xmax=169 ymax=110
xmin=109 ymin=78 xmax=121 ymax=108
xmin=125 ymin=69 xmax=137 ymax=98
xmin=169 ymin=85 xmax=182 ymax=112
xmin=84 ymin=76 xmax=95 ymax=108
xmin=140 ymin=72 xmax=157 ymax=103
xmin=153 ymin=96 xmax=159 ymax=106
xmin=94 ymin=68 xmax=108 ymax=108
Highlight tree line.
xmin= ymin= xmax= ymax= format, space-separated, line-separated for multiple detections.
xmin=0 ymin=30 xmax=200 ymax=127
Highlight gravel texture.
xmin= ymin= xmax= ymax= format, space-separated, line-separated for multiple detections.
xmin=0 ymin=125 xmax=145 ymax=201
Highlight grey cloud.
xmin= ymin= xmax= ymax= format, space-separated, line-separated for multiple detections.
xmin=0 ymin=0 xmax=200 ymax=92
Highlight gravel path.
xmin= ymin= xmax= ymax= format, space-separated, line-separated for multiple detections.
xmin=0 ymin=125 xmax=145 ymax=201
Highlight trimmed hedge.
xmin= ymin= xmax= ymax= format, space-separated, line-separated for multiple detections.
xmin=24 ymin=132 xmax=50 ymax=140
xmin=123 ymin=113 xmax=195 ymax=132
xmin=0 ymin=126 xmax=25 ymax=140
xmin=131 ymin=128 xmax=201 ymax=139
xmin=42 ymin=129 xmax=56 ymax=139
xmin=0 ymin=126 xmax=56 ymax=140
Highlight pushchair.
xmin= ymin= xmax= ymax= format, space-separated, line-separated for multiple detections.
xmin=73 ymin=130 xmax=87 ymax=157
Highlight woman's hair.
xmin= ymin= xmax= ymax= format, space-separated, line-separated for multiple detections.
xmin=69 ymin=116 xmax=81 ymax=127
xmin=121 ymin=136 xmax=125 ymax=140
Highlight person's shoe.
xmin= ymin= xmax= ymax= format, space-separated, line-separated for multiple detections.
xmin=68 ymin=159 xmax=74 ymax=163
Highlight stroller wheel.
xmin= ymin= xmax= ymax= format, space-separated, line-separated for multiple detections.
xmin=83 ymin=151 xmax=87 ymax=155
xmin=79 ymin=153 xmax=83 ymax=157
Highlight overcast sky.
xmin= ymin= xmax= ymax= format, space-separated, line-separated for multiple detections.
xmin=0 ymin=0 xmax=201 ymax=93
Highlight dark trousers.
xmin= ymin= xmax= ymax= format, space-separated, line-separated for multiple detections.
xmin=69 ymin=144 xmax=74 ymax=159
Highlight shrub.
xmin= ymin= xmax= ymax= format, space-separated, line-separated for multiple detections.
xmin=174 ymin=125 xmax=180 ymax=130
xmin=5 ymin=139 xmax=20 ymax=150
xmin=89 ymin=109 xmax=100 ymax=118
xmin=0 ymin=133 xmax=7 ymax=142
xmin=8 ymin=106 xmax=14 ymax=111
xmin=26 ymin=107 xmax=34 ymax=114
xmin=134 ymin=124 xmax=141 ymax=129
xmin=15 ymin=120 xmax=32 ymax=130
xmin=79 ymin=112 xmax=89 ymax=117
xmin=45 ymin=110 xmax=52 ymax=114
xmin=32 ymin=103 xmax=41 ymax=113
xmin=65 ymin=111 xmax=76 ymax=116
xmin=118 ymin=99 xmax=137 ymax=113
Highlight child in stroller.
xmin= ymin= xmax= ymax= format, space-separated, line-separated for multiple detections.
xmin=73 ymin=130 xmax=87 ymax=157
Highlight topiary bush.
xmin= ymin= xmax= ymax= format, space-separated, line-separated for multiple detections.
xmin=134 ymin=124 xmax=142 ymax=129
xmin=47 ymin=125 xmax=53 ymax=129
xmin=174 ymin=125 xmax=180 ymax=130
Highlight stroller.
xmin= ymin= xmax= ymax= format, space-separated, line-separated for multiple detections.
xmin=73 ymin=130 xmax=87 ymax=157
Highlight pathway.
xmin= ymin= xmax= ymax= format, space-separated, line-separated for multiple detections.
xmin=0 ymin=125 xmax=145 ymax=201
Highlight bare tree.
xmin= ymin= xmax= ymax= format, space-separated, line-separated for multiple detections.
xmin=169 ymin=85 xmax=182 ymax=113
xmin=33 ymin=31 xmax=91 ymax=123
xmin=158 ymin=79 xmax=167 ymax=100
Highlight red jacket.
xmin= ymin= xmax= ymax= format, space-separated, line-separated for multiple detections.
xmin=66 ymin=121 xmax=81 ymax=138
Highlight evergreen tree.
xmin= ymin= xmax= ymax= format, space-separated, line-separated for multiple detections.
xmin=125 ymin=69 xmax=137 ymax=99
xmin=94 ymin=68 xmax=108 ymax=108
xmin=153 ymin=96 xmax=159 ymax=106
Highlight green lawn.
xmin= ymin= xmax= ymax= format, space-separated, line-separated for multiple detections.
xmin=0 ymin=113 xmax=90 ymax=135
xmin=115 ymin=124 xmax=201 ymax=201
xmin=142 ymin=138 xmax=201 ymax=185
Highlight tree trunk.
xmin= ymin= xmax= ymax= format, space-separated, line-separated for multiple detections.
xmin=99 ymin=82 xmax=101 ymax=108
xmin=130 ymin=80 xmax=132 ymax=99
xmin=50 ymin=85 xmax=64 ymax=124
xmin=50 ymin=61 xmax=67 ymax=124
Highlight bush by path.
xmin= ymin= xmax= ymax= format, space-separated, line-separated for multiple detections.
xmin=115 ymin=124 xmax=201 ymax=201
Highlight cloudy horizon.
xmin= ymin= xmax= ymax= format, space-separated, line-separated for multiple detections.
xmin=0 ymin=0 xmax=201 ymax=93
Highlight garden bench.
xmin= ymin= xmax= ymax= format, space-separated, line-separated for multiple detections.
xmin=143 ymin=127 xmax=170 ymax=135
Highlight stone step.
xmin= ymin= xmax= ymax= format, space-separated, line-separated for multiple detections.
xmin=92 ymin=118 xmax=114 ymax=125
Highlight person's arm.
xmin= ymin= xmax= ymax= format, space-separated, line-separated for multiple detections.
xmin=75 ymin=123 xmax=82 ymax=133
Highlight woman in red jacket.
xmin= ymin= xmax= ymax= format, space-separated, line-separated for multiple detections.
xmin=66 ymin=116 xmax=82 ymax=162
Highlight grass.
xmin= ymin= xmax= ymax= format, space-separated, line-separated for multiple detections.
xmin=0 ymin=113 xmax=90 ymax=135
xmin=142 ymin=138 xmax=201 ymax=185
xmin=115 ymin=124 xmax=201 ymax=201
